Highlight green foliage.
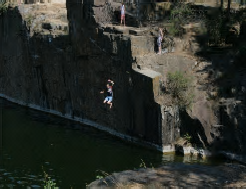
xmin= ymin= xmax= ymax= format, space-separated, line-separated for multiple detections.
xmin=184 ymin=133 xmax=192 ymax=143
xmin=44 ymin=177 xmax=58 ymax=189
xmin=206 ymin=9 xmax=245 ymax=46
xmin=95 ymin=170 xmax=108 ymax=180
xmin=95 ymin=170 xmax=119 ymax=186
xmin=139 ymin=159 xmax=154 ymax=169
xmin=139 ymin=159 xmax=147 ymax=169
xmin=26 ymin=14 xmax=34 ymax=27
xmin=168 ymin=3 xmax=205 ymax=36
xmin=43 ymin=167 xmax=59 ymax=189
xmin=0 ymin=0 xmax=8 ymax=15
xmin=167 ymin=71 xmax=194 ymax=109
xmin=206 ymin=13 xmax=227 ymax=45
xmin=96 ymin=175 xmax=104 ymax=179
xmin=171 ymin=3 xmax=193 ymax=18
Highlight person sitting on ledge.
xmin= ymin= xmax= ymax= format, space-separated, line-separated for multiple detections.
xmin=100 ymin=79 xmax=114 ymax=109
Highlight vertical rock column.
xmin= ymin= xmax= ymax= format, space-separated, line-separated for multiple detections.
xmin=130 ymin=68 xmax=180 ymax=151
xmin=161 ymin=105 xmax=180 ymax=152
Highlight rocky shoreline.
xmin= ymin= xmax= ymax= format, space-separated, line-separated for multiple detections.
xmin=87 ymin=163 xmax=246 ymax=188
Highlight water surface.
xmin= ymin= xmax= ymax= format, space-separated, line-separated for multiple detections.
xmin=0 ymin=98 xmax=228 ymax=188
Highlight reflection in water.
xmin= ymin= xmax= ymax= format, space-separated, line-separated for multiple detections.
xmin=0 ymin=98 xmax=225 ymax=188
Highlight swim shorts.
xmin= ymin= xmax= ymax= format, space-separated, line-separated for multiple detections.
xmin=105 ymin=96 xmax=113 ymax=102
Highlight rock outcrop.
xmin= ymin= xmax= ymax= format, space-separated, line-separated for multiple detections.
xmin=88 ymin=164 xmax=246 ymax=188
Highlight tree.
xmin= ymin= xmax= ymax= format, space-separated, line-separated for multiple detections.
xmin=0 ymin=0 xmax=7 ymax=16
xmin=168 ymin=3 xmax=205 ymax=37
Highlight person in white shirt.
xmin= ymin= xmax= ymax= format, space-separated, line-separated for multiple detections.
xmin=157 ymin=27 xmax=163 ymax=54
xmin=120 ymin=3 xmax=125 ymax=27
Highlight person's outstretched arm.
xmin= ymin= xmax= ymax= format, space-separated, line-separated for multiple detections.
xmin=108 ymin=79 xmax=114 ymax=85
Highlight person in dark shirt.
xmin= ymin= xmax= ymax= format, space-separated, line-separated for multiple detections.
xmin=100 ymin=80 xmax=114 ymax=109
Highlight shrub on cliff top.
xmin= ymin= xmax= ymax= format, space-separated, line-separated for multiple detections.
xmin=0 ymin=0 xmax=8 ymax=15
xmin=168 ymin=3 xmax=205 ymax=37
xmin=167 ymin=71 xmax=194 ymax=109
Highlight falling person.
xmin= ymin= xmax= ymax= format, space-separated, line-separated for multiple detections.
xmin=100 ymin=81 xmax=114 ymax=109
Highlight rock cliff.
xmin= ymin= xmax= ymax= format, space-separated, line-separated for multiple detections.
xmin=1 ymin=0 xmax=246 ymax=155
xmin=0 ymin=2 xmax=181 ymax=152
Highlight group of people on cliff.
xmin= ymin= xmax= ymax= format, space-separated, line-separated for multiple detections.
xmin=119 ymin=3 xmax=165 ymax=55
xmin=99 ymin=5 xmax=166 ymax=109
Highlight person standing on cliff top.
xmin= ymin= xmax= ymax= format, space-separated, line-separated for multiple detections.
xmin=159 ymin=27 xmax=163 ymax=40
xmin=120 ymin=3 xmax=125 ymax=27
xmin=100 ymin=79 xmax=114 ymax=109
xmin=157 ymin=27 xmax=163 ymax=55
xmin=157 ymin=35 xmax=162 ymax=55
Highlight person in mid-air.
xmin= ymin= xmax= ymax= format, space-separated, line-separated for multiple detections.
xmin=100 ymin=79 xmax=114 ymax=109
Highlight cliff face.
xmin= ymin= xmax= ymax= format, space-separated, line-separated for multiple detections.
xmin=0 ymin=2 xmax=180 ymax=151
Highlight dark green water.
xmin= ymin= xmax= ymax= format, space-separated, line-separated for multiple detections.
xmin=0 ymin=98 xmax=228 ymax=188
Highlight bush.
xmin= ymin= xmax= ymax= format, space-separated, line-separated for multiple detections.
xmin=167 ymin=71 xmax=194 ymax=109
xmin=168 ymin=3 xmax=205 ymax=37
xmin=184 ymin=133 xmax=192 ymax=143
xmin=0 ymin=0 xmax=8 ymax=15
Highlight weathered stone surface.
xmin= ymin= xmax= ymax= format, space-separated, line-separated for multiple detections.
xmin=130 ymin=36 xmax=155 ymax=56
xmin=129 ymin=28 xmax=149 ymax=36
xmin=87 ymin=164 xmax=246 ymax=188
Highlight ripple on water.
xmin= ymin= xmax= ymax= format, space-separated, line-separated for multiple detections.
xmin=17 ymin=181 xmax=27 ymax=185
xmin=31 ymin=185 xmax=41 ymax=188
xmin=3 ymin=173 xmax=12 ymax=176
